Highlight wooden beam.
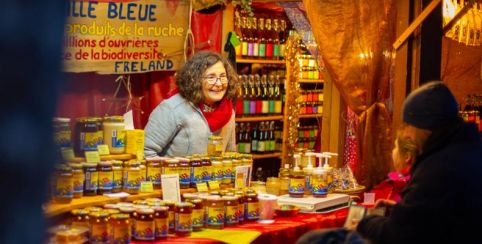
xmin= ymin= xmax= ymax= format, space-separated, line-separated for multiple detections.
xmin=442 ymin=0 xmax=475 ymax=34
xmin=393 ymin=0 xmax=442 ymax=50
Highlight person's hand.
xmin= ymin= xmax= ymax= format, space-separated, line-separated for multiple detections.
xmin=345 ymin=218 xmax=361 ymax=231
xmin=374 ymin=199 xmax=396 ymax=208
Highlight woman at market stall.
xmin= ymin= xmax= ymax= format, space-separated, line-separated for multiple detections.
xmin=144 ymin=51 xmax=239 ymax=157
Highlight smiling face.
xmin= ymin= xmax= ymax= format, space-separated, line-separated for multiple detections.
xmin=201 ymin=61 xmax=228 ymax=105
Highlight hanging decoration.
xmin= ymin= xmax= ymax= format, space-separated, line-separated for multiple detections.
xmin=284 ymin=34 xmax=302 ymax=164
xmin=443 ymin=0 xmax=482 ymax=46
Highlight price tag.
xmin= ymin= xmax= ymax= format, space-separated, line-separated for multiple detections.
xmin=235 ymin=165 xmax=250 ymax=188
xmin=61 ymin=148 xmax=75 ymax=162
xmin=97 ymin=144 xmax=110 ymax=155
xmin=85 ymin=151 xmax=101 ymax=163
xmin=208 ymin=180 xmax=220 ymax=190
xmin=196 ymin=182 xmax=209 ymax=192
xmin=140 ymin=181 xmax=154 ymax=193
xmin=161 ymin=174 xmax=181 ymax=202
xmin=230 ymin=31 xmax=241 ymax=47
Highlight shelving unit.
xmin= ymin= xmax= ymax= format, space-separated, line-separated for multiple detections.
xmin=299 ymin=114 xmax=323 ymax=119
xmin=235 ymin=115 xmax=284 ymax=122
xmin=236 ymin=58 xmax=285 ymax=64
xmin=299 ymin=79 xmax=324 ymax=84
xmin=252 ymin=152 xmax=282 ymax=160
xmin=70 ymin=153 xmax=135 ymax=163
xmin=44 ymin=188 xmax=197 ymax=218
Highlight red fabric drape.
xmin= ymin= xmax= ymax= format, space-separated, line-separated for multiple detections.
xmin=303 ymin=0 xmax=396 ymax=188
xmin=191 ymin=9 xmax=223 ymax=52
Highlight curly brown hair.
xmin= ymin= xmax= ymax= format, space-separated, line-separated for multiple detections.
xmin=175 ymin=51 xmax=239 ymax=106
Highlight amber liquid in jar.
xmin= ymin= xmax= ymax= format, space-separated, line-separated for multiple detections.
xmin=111 ymin=160 xmax=123 ymax=193
xmin=134 ymin=208 xmax=155 ymax=241
xmin=71 ymin=209 xmax=89 ymax=229
xmin=123 ymin=162 xmax=140 ymax=195
xmin=206 ymin=196 xmax=225 ymax=229
xmin=153 ymin=206 xmax=169 ymax=239
xmin=176 ymin=157 xmax=191 ymax=189
xmin=235 ymin=191 xmax=245 ymax=223
xmin=98 ymin=161 xmax=113 ymax=194
xmin=190 ymin=199 xmax=204 ymax=231
xmin=163 ymin=201 xmax=176 ymax=234
xmin=70 ymin=163 xmax=84 ymax=198
xmin=190 ymin=157 xmax=203 ymax=187
xmin=109 ymin=213 xmax=130 ymax=243
xmin=175 ymin=202 xmax=193 ymax=237
xmin=207 ymin=135 xmax=223 ymax=156
xmin=288 ymin=169 xmax=305 ymax=198
xmin=223 ymin=196 xmax=239 ymax=226
xmin=245 ymin=193 xmax=260 ymax=221
xmin=146 ymin=158 xmax=162 ymax=189
xmin=89 ymin=211 xmax=110 ymax=243
xmin=83 ymin=162 xmax=98 ymax=196
xmin=53 ymin=164 xmax=73 ymax=204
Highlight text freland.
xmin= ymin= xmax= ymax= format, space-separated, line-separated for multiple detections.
xmin=66 ymin=1 xmax=157 ymax=22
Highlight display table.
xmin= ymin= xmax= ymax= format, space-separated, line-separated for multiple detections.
xmin=134 ymin=208 xmax=348 ymax=244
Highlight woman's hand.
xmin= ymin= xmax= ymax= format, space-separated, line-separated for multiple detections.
xmin=374 ymin=199 xmax=396 ymax=208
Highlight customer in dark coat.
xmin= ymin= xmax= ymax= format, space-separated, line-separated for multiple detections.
xmin=357 ymin=81 xmax=482 ymax=244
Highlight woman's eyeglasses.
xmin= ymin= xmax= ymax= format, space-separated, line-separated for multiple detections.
xmin=203 ymin=75 xmax=228 ymax=85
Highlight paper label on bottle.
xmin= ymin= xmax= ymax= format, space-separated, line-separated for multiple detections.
xmin=192 ymin=209 xmax=204 ymax=227
xmin=246 ymin=202 xmax=260 ymax=220
xmin=147 ymin=167 xmax=161 ymax=184
xmin=113 ymin=170 xmax=123 ymax=189
xmin=207 ymin=207 xmax=224 ymax=226
xmin=155 ymin=217 xmax=168 ymax=238
xmin=192 ymin=167 xmax=203 ymax=184
xmin=111 ymin=129 xmax=126 ymax=148
xmin=202 ymin=166 xmax=212 ymax=182
xmin=213 ymin=166 xmax=223 ymax=181
xmin=178 ymin=167 xmax=191 ymax=185
xmin=55 ymin=131 xmax=72 ymax=148
xmin=125 ymin=170 xmax=140 ymax=190
xmin=238 ymin=203 xmax=245 ymax=222
xmin=168 ymin=211 xmax=175 ymax=229
xmin=97 ymin=144 xmax=110 ymax=155
xmin=135 ymin=220 xmax=155 ymax=240
xmin=289 ymin=178 xmax=305 ymax=194
xmin=85 ymin=171 xmax=98 ymax=191
xmin=55 ymin=177 xmax=73 ymax=198
xmin=225 ymin=205 xmax=239 ymax=224
xmin=72 ymin=173 xmax=84 ymax=193
xmin=98 ymin=171 xmax=113 ymax=190
xmin=81 ymin=132 xmax=99 ymax=151
xmin=311 ymin=177 xmax=328 ymax=195
xmin=175 ymin=213 xmax=192 ymax=232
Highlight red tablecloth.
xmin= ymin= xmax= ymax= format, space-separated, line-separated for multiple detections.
xmin=134 ymin=208 xmax=348 ymax=244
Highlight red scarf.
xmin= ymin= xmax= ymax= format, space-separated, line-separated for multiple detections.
xmin=200 ymin=98 xmax=233 ymax=132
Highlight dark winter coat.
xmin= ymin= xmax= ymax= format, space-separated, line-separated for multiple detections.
xmin=357 ymin=119 xmax=482 ymax=244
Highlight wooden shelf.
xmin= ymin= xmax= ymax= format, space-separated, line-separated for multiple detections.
xmin=252 ymin=152 xmax=282 ymax=159
xmin=236 ymin=58 xmax=285 ymax=65
xmin=299 ymin=114 xmax=323 ymax=119
xmin=299 ymin=79 xmax=324 ymax=83
xmin=71 ymin=153 xmax=135 ymax=163
xmin=235 ymin=115 xmax=284 ymax=122
xmin=44 ymin=188 xmax=197 ymax=218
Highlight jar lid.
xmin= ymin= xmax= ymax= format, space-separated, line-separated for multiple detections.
xmin=145 ymin=157 xmax=163 ymax=163
xmin=165 ymin=159 xmax=179 ymax=164
xmin=71 ymin=209 xmax=88 ymax=216
xmin=103 ymin=116 xmax=124 ymax=122
xmin=53 ymin=117 xmax=71 ymax=123
xmin=191 ymin=199 xmax=203 ymax=205
xmin=106 ymin=209 xmax=120 ymax=215
xmin=119 ymin=207 xmax=136 ymax=213
xmin=174 ymin=157 xmax=189 ymax=163
xmin=89 ymin=211 xmax=109 ymax=218
xmin=99 ymin=161 xmax=113 ymax=166
xmin=136 ymin=208 xmax=154 ymax=214
xmin=68 ymin=163 xmax=82 ymax=169
xmin=152 ymin=206 xmax=169 ymax=212
xmin=103 ymin=204 xmax=118 ymax=209
xmin=111 ymin=213 xmax=129 ymax=220
xmin=208 ymin=135 xmax=223 ymax=140
xmin=84 ymin=207 xmax=102 ymax=213
xmin=112 ymin=160 xmax=123 ymax=166
xmin=162 ymin=201 xmax=175 ymax=206
xmin=175 ymin=202 xmax=193 ymax=208
xmin=56 ymin=164 xmax=72 ymax=172
xmin=222 ymin=196 xmax=238 ymax=201
xmin=83 ymin=162 xmax=98 ymax=168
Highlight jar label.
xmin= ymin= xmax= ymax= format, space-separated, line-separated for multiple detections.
xmin=202 ymin=166 xmax=212 ymax=182
xmin=85 ymin=171 xmax=98 ymax=191
xmin=192 ymin=209 xmax=204 ymax=227
xmin=223 ymin=165 xmax=233 ymax=181
xmin=215 ymin=143 xmax=223 ymax=153
xmin=225 ymin=205 xmax=239 ymax=224
xmin=72 ymin=173 xmax=84 ymax=194
xmin=213 ymin=166 xmax=223 ymax=181
xmin=135 ymin=220 xmax=155 ymax=240
xmin=124 ymin=170 xmax=140 ymax=190
xmin=246 ymin=202 xmax=259 ymax=220
xmin=168 ymin=211 xmax=175 ymax=230
xmin=175 ymin=213 xmax=192 ymax=232
xmin=55 ymin=177 xmax=73 ymax=198
xmin=178 ymin=167 xmax=191 ymax=185
xmin=111 ymin=129 xmax=126 ymax=148
xmin=99 ymin=171 xmax=113 ymax=190
xmin=207 ymin=206 xmax=224 ymax=226
xmin=54 ymin=130 xmax=71 ymax=148
xmin=192 ymin=167 xmax=203 ymax=184
xmin=163 ymin=168 xmax=177 ymax=175
xmin=112 ymin=224 xmax=130 ymax=243
xmin=237 ymin=203 xmax=244 ymax=222
xmin=289 ymin=178 xmax=305 ymax=194
xmin=154 ymin=217 xmax=168 ymax=238
xmin=113 ymin=170 xmax=123 ymax=189
xmin=311 ymin=177 xmax=328 ymax=195
xmin=147 ymin=167 xmax=161 ymax=184
xmin=90 ymin=223 xmax=109 ymax=242
xmin=81 ymin=132 xmax=102 ymax=151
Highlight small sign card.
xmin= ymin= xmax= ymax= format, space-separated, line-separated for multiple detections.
xmin=140 ymin=181 xmax=154 ymax=193
xmin=235 ymin=165 xmax=251 ymax=188
xmin=97 ymin=144 xmax=110 ymax=155
xmin=196 ymin=182 xmax=209 ymax=192
xmin=85 ymin=151 xmax=101 ymax=163
xmin=61 ymin=148 xmax=75 ymax=162
xmin=161 ymin=174 xmax=181 ymax=202
xmin=208 ymin=180 xmax=220 ymax=190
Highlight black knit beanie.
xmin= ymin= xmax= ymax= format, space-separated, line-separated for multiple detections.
xmin=402 ymin=81 xmax=459 ymax=130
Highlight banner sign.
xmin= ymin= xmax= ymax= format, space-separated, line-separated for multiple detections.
xmin=62 ymin=0 xmax=189 ymax=74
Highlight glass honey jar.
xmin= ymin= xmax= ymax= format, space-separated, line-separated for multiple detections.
xmin=89 ymin=211 xmax=110 ymax=243
xmin=245 ymin=193 xmax=260 ymax=221
xmin=71 ymin=209 xmax=89 ymax=229
xmin=163 ymin=201 xmax=176 ymax=234
xmin=223 ymin=196 xmax=239 ymax=226
xmin=70 ymin=163 xmax=84 ymax=198
xmin=176 ymin=157 xmax=191 ymax=189
xmin=190 ymin=199 xmax=204 ymax=231
xmin=235 ymin=191 xmax=245 ymax=223
xmin=83 ymin=162 xmax=98 ymax=196
xmin=146 ymin=157 xmax=162 ymax=189
xmin=111 ymin=160 xmax=123 ymax=193
xmin=206 ymin=196 xmax=225 ymax=229
xmin=97 ymin=161 xmax=113 ymax=194
xmin=190 ymin=157 xmax=203 ymax=187
xmin=52 ymin=164 xmax=73 ymax=204
xmin=201 ymin=156 xmax=212 ymax=182
xmin=134 ymin=208 xmax=155 ymax=241
xmin=123 ymin=162 xmax=140 ymax=195
xmin=175 ymin=202 xmax=193 ymax=236
xmin=153 ymin=206 xmax=169 ymax=239
xmin=207 ymin=135 xmax=223 ymax=156
xmin=109 ymin=213 xmax=130 ymax=243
